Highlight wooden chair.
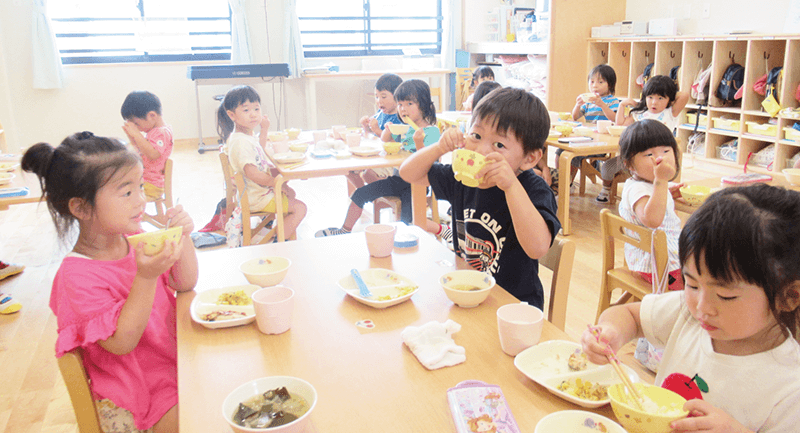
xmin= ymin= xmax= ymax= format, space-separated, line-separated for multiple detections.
xmin=142 ymin=158 xmax=173 ymax=228
xmin=219 ymin=153 xmax=282 ymax=246
xmin=456 ymin=67 xmax=474 ymax=110
xmin=430 ymin=87 xmax=444 ymax=112
xmin=578 ymin=156 xmax=628 ymax=205
xmin=596 ymin=208 xmax=668 ymax=322
xmin=539 ymin=235 xmax=576 ymax=331
xmin=57 ymin=350 xmax=103 ymax=433
xmin=373 ymin=196 xmax=403 ymax=223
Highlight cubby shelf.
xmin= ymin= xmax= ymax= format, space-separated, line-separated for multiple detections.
xmin=588 ymin=34 xmax=800 ymax=174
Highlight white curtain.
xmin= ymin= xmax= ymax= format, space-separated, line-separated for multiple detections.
xmin=32 ymin=0 xmax=64 ymax=89
xmin=284 ymin=0 xmax=303 ymax=78
xmin=441 ymin=0 xmax=457 ymax=71
xmin=228 ymin=0 xmax=252 ymax=64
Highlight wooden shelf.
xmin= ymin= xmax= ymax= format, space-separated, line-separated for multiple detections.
xmin=466 ymin=42 xmax=548 ymax=55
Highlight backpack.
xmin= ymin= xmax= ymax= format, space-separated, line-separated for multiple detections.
xmin=669 ymin=65 xmax=681 ymax=87
xmin=642 ymin=62 xmax=654 ymax=86
xmin=716 ymin=63 xmax=744 ymax=102
xmin=691 ymin=64 xmax=712 ymax=105
xmin=762 ymin=66 xmax=783 ymax=116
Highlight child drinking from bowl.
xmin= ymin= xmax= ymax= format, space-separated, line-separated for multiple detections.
xmin=21 ymin=131 xmax=199 ymax=432
xmin=582 ymin=183 xmax=800 ymax=433
xmin=217 ymin=85 xmax=307 ymax=241
xmin=400 ymin=87 xmax=561 ymax=309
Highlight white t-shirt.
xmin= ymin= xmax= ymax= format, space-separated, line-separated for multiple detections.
xmin=618 ymin=178 xmax=681 ymax=273
xmin=632 ymin=108 xmax=679 ymax=133
xmin=641 ymin=292 xmax=800 ymax=432
xmin=223 ymin=132 xmax=275 ymax=211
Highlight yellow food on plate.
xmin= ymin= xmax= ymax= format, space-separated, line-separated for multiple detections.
xmin=216 ymin=290 xmax=252 ymax=306
xmin=374 ymin=285 xmax=417 ymax=301
xmin=557 ymin=378 xmax=608 ymax=401
xmin=568 ymin=350 xmax=588 ymax=371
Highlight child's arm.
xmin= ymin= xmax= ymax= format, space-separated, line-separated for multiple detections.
xmin=243 ymin=163 xmax=274 ymax=188
xmin=399 ymin=127 xmax=461 ymax=185
xmin=164 ymin=205 xmax=198 ymax=292
xmin=580 ymin=302 xmax=644 ymax=365
xmin=571 ymin=95 xmax=585 ymax=122
xmin=591 ymin=95 xmax=618 ymax=122
xmin=122 ymin=122 xmax=161 ymax=161
xmin=616 ymin=99 xmax=637 ymax=126
xmin=670 ymin=91 xmax=690 ymax=117
xmin=258 ymin=115 xmax=271 ymax=150
xmin=670 ymin=401 xmax=754 ymax=433
xmin=361 ymin=115 xmax=380 ymax=136
xmin=633 ymin=156 xmax=674 ymax=228
xmin=380 ymin=123 xmax=394 ymax=142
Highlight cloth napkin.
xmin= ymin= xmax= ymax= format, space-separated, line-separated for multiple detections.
xmin=401 ymin=319 xmax=466 ymax=370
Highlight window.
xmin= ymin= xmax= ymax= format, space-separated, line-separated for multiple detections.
xmin=296 ymin=0 xmax=442 ymax=58
xmin=48 ymin=0 xmax=231 ymax=64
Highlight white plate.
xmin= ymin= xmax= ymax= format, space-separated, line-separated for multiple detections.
xmin=190 ymin=284 xmax=261 ymax=329
xmin=514 ymin=340 xmax=641 ymax=408
xmin=311 ymin=149 xmax=334 ymax=158
xmin=273 ymin=152 xmax=306 ymax=164
xmin=336 ymin=268 xmax=418 ymax=308
xmin=0 ymin=162 xmax=19 ymax=172
xmin=535 ymin=410 xmax=626 ymax=433
xmin=0 ymin=173 xmax=15 ymax=185
xmin=349 ymin=146 xmax=381 ymax=157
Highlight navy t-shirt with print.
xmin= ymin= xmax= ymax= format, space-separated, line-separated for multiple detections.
xmin=428 ymin=163 xmax=561 ymax=309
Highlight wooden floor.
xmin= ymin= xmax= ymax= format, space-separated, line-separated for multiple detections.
xmin=0 ymin=142 xmax=738 ymax=432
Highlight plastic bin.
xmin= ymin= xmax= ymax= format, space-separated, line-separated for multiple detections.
xmin=746 ymin=122 xmax=777 ymax=137
xmin=783 ymin=127 xmax=800 ymax=142
xmin=686 ymin=112 xmax=708 ymax=127
xmin=713 ymin=118 xmax=741 ymax=132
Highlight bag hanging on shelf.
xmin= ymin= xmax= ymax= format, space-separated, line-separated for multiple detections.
xmin=638 ymin=63 xmax=655 ymax=88
xmin=669 ymin=65 xmax=681 ymax=87
xmin=762 ymin=67 xmax=783 ymax=117
xmin=691 ymin=64 xmax=712 ymax=105
xmin=753 ymin=73 xmax=769 ymax=96
xmin=716 ymin=62 xmax=745 ymax=103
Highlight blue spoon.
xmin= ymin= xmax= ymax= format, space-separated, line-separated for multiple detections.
xmin=351 ymin=269 xmax=372 ymax=298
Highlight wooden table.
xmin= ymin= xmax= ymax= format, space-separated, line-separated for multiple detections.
xmin=176 ymin=226 xmax=651 ymax=432
xmin=270 ymin=134 xmax=428 ymax=241
xmin=674 ymin=172 xmax=800 ymax=214
xmin=438 ymin=111 xmax=472 ymax=129
xmin=0 ymin=164 xmax=41 ymax=210
xmin=545 ymin=132 xmax=620 ymax=235
xmin=303 ymin=69 xmax=451 ymax=130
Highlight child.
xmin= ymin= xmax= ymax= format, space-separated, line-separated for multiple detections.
xmin=121 ymin=91 xmax=173 ymax=205
xmin=470 ymin=81 xmax=502 ymax=111
xmin=21 ymin=131 xmax=199 ymax=432
xmin=217 ymin=85 xmax=307 ymax=241
xmin=618 ymin=119 xmax=684 ymax=293
xmin=558 ymin=65 xmax=620 ymax=201
xmin=582 ymin=184 xmax=800 ymax=433
xmin=400 ymin=87 xmax=561 ymax=309
xmin=350 ymin=73 xmax=403 ymax=190
xmin=317 ymin=79 xmax=443 ymax=237
xmin=616 ymin=74 xmax=689 ymax=131
xmin=462 ymin=66 xmax=496 ymax=112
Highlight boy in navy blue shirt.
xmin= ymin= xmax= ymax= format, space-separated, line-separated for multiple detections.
xmin=400 ymin=88 xmax=560 ymax=308
xmin=359 ymin=73 xmax=403 ymax=136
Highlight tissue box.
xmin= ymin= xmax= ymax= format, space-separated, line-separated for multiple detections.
xmin=620 ymin=20 xmax=648 ymax=35
xmin=591 ymin=25 xmax=620 ymax=38
xmin=649 ymin=18 xmax=677 ymax=35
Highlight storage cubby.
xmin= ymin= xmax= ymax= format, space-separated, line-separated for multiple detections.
xmin=590 ymin=34 xmax=800 ymax=175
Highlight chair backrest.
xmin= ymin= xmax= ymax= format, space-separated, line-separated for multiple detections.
xmin=539 ymin=236 xmax=576 ymax=331
xmin=600 ymin=208 xmax=668 ymax=285
xmin=430 ymin=87 xmax=444 ymax=112
xmin=57 ymin=350 xmax=102 ymax=433
xmin=218 ymin=152 xmax=237 ymax=224
xmin=163 ymin=158 xmax=174 ymax=209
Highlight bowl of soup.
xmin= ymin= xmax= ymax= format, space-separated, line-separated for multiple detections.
xmin=223 ymin=376 xmax=317 ymax=433
xmin=440 ymin=270 xmax=496 ymax=308
xmin=240 ymin=256 xmax=291 ymax=287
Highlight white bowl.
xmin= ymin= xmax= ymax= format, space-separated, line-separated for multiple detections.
xmin=387 ymin=123 xmax=410 ymax=135
xmin=0 ymin=172 xmax=15 ymax=185
xmin=535 ymin=410 xmax=626 ymax=433
xmin=607 ymin=125 xmax=627 ymax=136
xmin=222 ymin=376 xmax=317 ymax=433
xmin=126 ymin=227 xmax=182 ymax=256
xmin=783 ymin=168 xmax=800 ymax=186
xmin=440 ymin=270 xmax=495 ymax=308
xmin=240 ymin=257 xmax=291 ymax=287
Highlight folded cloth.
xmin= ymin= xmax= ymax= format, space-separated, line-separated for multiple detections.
xmin=401 ymin=319 xmax=466 ymax=370
xmin=190 ymin=232 xmax=227 ymax=249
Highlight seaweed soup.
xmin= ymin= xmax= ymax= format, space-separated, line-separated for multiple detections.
xmin=232 ymin=387 xmax=310 ymax=429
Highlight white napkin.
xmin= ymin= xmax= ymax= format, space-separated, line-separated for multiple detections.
xmin=401 ymin=319 xmax=466 ymax=370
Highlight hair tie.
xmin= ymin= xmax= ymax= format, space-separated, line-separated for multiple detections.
xmin=77 ymin=131 xmax=94 ymax=140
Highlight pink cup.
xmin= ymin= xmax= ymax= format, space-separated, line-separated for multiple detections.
xmin=252 ymin=285 xmax=295 ymax=334
xmin=312 ymin=130 xmax=327 ymax=144
xmin=364 ymin=224 xmax=397 ymax=257
xmin=272 ymin=140 xmax=290 ymax=154
xmin=345 ymin=133 xmax=362 ymax=147
xmin=597 ymin=120 xmax=613 ymax=134
xmin=331 ymin=125 xmax=346 ymax=140
xmin=496 ymin=302 xmax=544 ymax=356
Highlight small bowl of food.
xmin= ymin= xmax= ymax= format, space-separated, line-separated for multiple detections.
xmin=783 ymin=168 xmax=800 ymax=186
xmin=579 ymin=92 xmax=596 ymax=101
xmin=240 ymin=256 xmax=291 ymax=287
xmin=557 ymin=112 xmax=572 ymax=121
xmin=573 ymin=126 xmax=594 ymax=136
xmin=267 ymin=131 xmax=287 ymax=142
xmin=288 ymin=141 xmax=309 ymax=153
xmin=607 ymin=125 xmax=627 ymax=136
xmin=679 ymin=185 xmax=713 ymax=205
xmin=126 ymin=227 xmax=182 ymax=256
xmin=535 ymin=410 xmax=626 ymax=433
xmin=284 ymin=128 xmax=301 ymax=140
xmin=387 ymin=123 xmax=410 ymax=135
xmin=608 ymin=383 xmax=688 ymax=433
xmin=0 ymin=172 xmax=15 ymax=185
xmin=383 ymin=141 xmax=402 ymax=155
xmin=554 ymin=124 xmax=573 ymax=137
xmin=440 ymin=270 xmax=496 ymax=308
xmin=223 ymin=376 xmax=317 ymax=433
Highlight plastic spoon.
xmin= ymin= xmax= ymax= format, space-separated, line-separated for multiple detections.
xmin=351 ymin=269 xmax=373 ymax=298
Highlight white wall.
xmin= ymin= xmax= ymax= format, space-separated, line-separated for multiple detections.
xmin=625 ymin=0 xmax=793 ymax=35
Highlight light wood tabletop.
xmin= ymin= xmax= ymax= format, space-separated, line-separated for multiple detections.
xmin=176 ymin=226 xmax=651 ymax=432
xmin=545 ymin=131 xmax=620 ymax=235
xmin=0 ymin=162 xmax=41 ymax=211
xmin=674 ymin=172 xmax=800 ymax=214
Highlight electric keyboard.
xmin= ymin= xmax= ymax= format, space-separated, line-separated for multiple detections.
xmin=187 ymin=63 xmax=290 ymax=80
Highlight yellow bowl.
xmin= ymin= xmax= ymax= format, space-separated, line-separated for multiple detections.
xmin=383 ymin=141 xmax=401 ymax=154
xmin=554 ymin=124 xmax=573 ymax=137
xmin=267 ymin=131 xmax=287 ymax=142
xmin=127 ymin=227 xmax=182 ymax=256
xmin=607 ymin=125 xmax=627 ymax=136
xmin=609 ymin=383 xmax=688 ymax=433
xmin=680 ymin=185 xmax=713 ymax=205
xmin=284 ymin=128 xmax=301 ymax=140
xmin=783 ymin=168 xmax=800 ymax=186
xmin=557 ymin=112 xmax=572 ymax=121
xmin=289 ymin=142 xmax=309 ymax=153
xmin=239 ymin=256 xmax=291 ymax=287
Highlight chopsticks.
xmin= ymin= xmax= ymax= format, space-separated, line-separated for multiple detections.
xmin=588 ymin=326 xmax=644 ymax=410
xmin=284 ymin=160 xmax=309 ymax=170
xmin=165 ymin=198 xmax=180 ymax=229
xmin=403 ymin=116 xmax=419 ymax=131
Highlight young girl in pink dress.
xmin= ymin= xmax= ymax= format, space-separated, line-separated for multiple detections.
xmin=22 ymin=131 xmax=198 ymax=433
